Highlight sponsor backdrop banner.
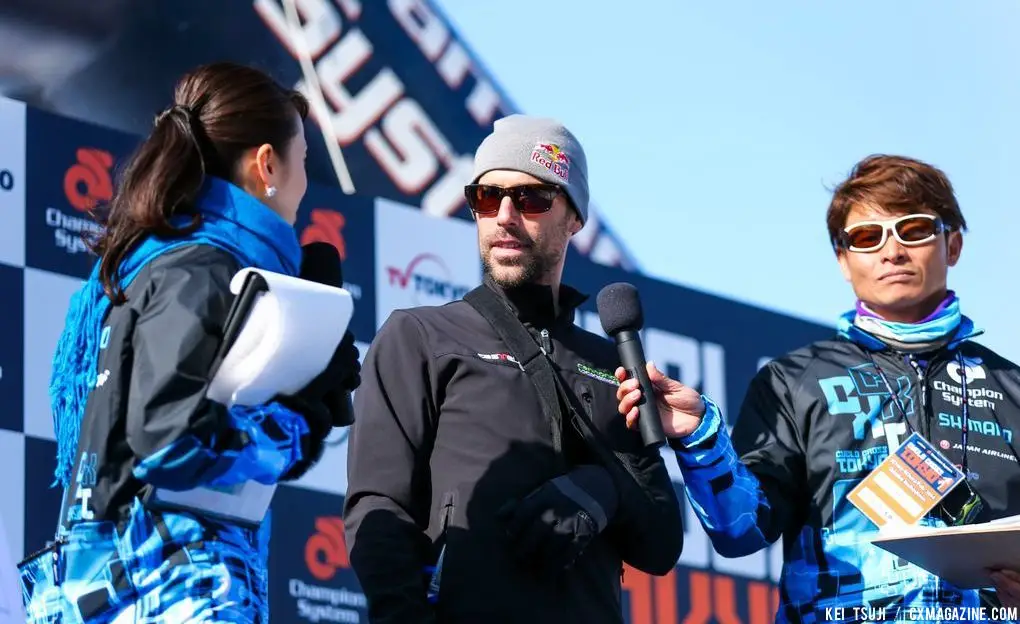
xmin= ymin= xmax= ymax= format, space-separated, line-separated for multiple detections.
xmin=0 ymin=1 xmax=836 ymax=621
xmin=0 ymin=0 xmax=639 ymax=271
xmin=1 ymin=95 xmax=838 ymax=623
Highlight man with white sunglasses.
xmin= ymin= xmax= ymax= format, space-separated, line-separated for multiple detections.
xmin=615 ymin=154 xmax=1020 ymax=622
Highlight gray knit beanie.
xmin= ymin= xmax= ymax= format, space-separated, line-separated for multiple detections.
xmin=471 ymin=114 xmax=589 ymax=223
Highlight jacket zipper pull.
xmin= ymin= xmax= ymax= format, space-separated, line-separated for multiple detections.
xmin=539 ymin=328 xmax=552 ymax=354
xmin=908 ymin=355 xmax=926 ymax=390
xmin=907 ymin=355 xmax=930 ymax=437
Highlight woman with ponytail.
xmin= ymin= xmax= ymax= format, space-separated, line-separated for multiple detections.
xmin=19 ymin=62 xmax=361 ymax=623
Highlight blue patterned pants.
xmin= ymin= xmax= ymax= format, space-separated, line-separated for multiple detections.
xmin=19 ymin=499 xmax=269 ymax=623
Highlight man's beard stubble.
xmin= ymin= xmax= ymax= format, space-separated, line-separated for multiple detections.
xmin=481 ymin=229 xmax=557 ymax=290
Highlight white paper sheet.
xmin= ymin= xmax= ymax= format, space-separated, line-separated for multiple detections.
xmin=206 ymin=267 xmax=354 ymax=407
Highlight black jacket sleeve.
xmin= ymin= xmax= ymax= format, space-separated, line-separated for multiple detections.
xmin=598 ymin=424 xmax=686 ymax=575
xmin=125 ymin=248 xmax=324 ymax=490
xmin=343 ymin=310 xmax=437 ymax=624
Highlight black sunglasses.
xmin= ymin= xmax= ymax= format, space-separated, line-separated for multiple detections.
xmin=464 ymin=183 xmax=563 ymax=215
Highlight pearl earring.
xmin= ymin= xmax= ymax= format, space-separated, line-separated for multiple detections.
xmin=265 ymin=186 xmax=277 ymax=198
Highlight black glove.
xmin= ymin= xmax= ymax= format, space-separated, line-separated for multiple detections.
xmin=274 ymin=331 xmax=361 ymax=480
xmin=291 ymin=330 xmax=361 ymax=427
xmin=301 ymin=330 xmax=362 ymax=401
xmin=497 ymin=465 xmax=619 ymax=577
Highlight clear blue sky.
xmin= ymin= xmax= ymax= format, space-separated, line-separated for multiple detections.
xmin=433 ymin=0 xmax=1020 ymax=361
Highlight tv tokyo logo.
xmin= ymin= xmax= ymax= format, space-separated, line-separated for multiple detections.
xmin=387 ymin=252 xmax=471 ymax=305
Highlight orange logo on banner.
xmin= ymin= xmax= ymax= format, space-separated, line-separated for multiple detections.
xmin=623 ymin=566 xmax=779 ymax=624
xmin=64 ymin=148 xmax=114 ymax=213
xmin=300 ymin=209 xmax=348 ymax=260
xmin=304 ymin=516 xmax=350 ymax=581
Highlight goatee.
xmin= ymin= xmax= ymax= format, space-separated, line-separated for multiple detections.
xmin=482 ymin=252 xmax=548 ymax=289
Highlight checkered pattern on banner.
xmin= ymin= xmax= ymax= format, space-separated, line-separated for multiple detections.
xmin=0 ymin=96 xmax=28 ymax=568
xmin=1 ymin=94 xmax=800 ymax=623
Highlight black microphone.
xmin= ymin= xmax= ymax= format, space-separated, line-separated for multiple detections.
xmin=300 ymin=241 xmax=344 ymax=289
xmin=596 ymin=282 xmax=666 ymax=448
xmin=300 ymin=242 xmax=355 ymax=427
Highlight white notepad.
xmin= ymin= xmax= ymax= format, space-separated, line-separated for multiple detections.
xmin=872 ymin=519 xmax=1020 ymax=589
xmin=205 ymin=267 xmax=354 ymax=407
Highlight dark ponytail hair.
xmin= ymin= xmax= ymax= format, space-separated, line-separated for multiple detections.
xmin=88 ymin=62 xmax=309 ymax=303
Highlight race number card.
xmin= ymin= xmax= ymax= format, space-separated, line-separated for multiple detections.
xmin=847 ymin=432 xmax=965 ymax=528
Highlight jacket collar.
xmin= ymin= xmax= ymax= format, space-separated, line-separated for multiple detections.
xmin=482 ymin=273 xmax=588 ymax=326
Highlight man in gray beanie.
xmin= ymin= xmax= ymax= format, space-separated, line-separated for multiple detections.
xmin=345 ymin=114 xmax=684 ymax=624
xmin=471 ymin=114 xmax=590 ymax=223
xmin=464 ymin=114 xmax=593 ymax=309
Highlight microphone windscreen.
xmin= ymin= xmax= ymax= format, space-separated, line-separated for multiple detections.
xmin=300 ymin=242 xmax=343 ymax=288
xmin=596 ymin=282 xmax=644 ymax=335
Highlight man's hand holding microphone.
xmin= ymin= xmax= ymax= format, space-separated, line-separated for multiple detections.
xmin=595 ymin=282 xmax=706 ymax=442
xmin=614 ymin=362 xmax=705 ymax=439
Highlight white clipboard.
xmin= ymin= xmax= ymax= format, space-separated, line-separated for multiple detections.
xmin=871 ymin=518 xmax=1020 ymax=589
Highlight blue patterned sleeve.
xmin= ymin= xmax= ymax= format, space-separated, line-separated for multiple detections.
xmin=210 ymin=403 xmax=311 ymax=486
xmin=131 ymin=401 xmax=311 ymax=488
xmin=672 ymin=362 xmax=807 ymax=558
xmin=671 ymin=398 xmax=776 ymax=557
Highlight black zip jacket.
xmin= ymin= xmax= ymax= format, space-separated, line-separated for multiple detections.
xmin=343 ymin=276 xmax=685 ymax=624
xmin=672 ymin=315 xmax=1020 ymax=622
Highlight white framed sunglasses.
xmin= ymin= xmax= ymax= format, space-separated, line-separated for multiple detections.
xmin=839 ymin=213 xmax=948 ymax=253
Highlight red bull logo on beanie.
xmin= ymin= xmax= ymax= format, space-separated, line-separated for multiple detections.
xmin=530 ymin=142 xmax=570 ymax=182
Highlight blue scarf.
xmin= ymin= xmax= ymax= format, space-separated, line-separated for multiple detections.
xmin=836 ymin=291 xmax=980 ymax=350
xmin=49 ymin=177 xmax=301 ymax=487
